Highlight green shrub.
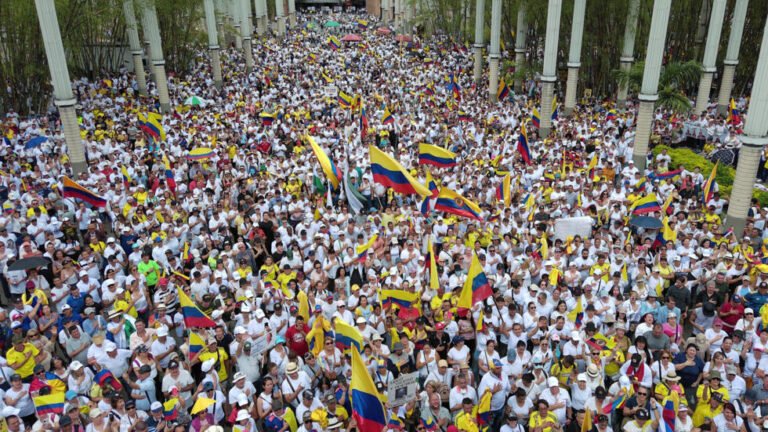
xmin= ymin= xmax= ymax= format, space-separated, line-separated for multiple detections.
xmin=651 ymin=145 xmax=768 ymax=206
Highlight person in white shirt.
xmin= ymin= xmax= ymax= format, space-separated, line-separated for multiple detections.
xmin=149 ymin=326 xmax=176 ymax=369
xmin=478 ymin=360 xmax=512 ymax=422
xmin=722 ymin=365 xmax=746 ymax=401
xmin=228 ymin=372 xmax=257 ymax=405
xmin=449 ymin=373 xmax=478 ymax=415
xmin=538 ymin=376 xmax=571 ymax=424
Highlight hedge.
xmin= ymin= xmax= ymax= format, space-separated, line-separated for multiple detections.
xmin=651 ymin=145 xmax=768 ymax=207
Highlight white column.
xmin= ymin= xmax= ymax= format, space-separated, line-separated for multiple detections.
xmin=34 ymin=0 xmax=86 ymax=174
xmin=726 ymin=10 xmax=768 ymax=236
xmin=232 ymin=0 xmax=243 ymax=49
xmin=123 ymin=0 xmax=147 ymax=96
xmin=141 ymin=1 xmax=171 ymax=113
xmin=240 ymin=0 xmax=254 ymax=71
xmin=275 ymin=0 xmax=286 ymax=38
xmin=539 ymin=0 xmax=562 ymax=137
xmin=632 ymin=0 xmax=672 ymax=169
xmin=472 ymin=0 xmax=485 ymax=83
xmin=215 ymin=0 xmax=228 ymax=47
xmin=488 ymin=0 xmax=502 ymax=103
xmin=382 ymin=0 xmax=391 ymax=23
xmin=288 ymin=0 xmax=296 ymax=27
xmin=694 ymin=0 xmax=726 ymax=114
xmin=253 ymin=0 xmax=264 ymax=35
xmin=717 ymin=0 xmax=749 ymax=115
xmin=204 ymin=0 xmax=224 ymax=88
xmin=564 ymin=0 xmax=586 ymax=116
xmin=514 ymin=6 xmax=527 ymax=94
xmin=617 ymin=0 xmax=640 ymax=107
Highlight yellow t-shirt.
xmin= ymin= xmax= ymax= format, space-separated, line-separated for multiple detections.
xmin=7 ymin=343 xmax=39 ymax=378
xmin=198 ymin=348 xmax=230 ymax=382
xmin=529 ymin=411 xmax=559 ymax=432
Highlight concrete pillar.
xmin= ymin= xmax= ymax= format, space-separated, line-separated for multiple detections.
xmin=123 ymin=0 xmax=147 ymax=96
xmin=288 ymin=0 xmax=296 ymax=27
xmin=617 ymin=0 xmax=640 ymax=107
xmin=564 ymin=0 xmax=586 ymax=116
xmin=539 ymin=0 xmax=562 ymax=137
xmin=34 ymin=0 xmax=86 ymax=175
xmin=382 ymin=0 xmax=391 ymax=23
xmin=215 ymin=0 xmax=227 ymax=47
xmin=632 ymin=0 xmax=672 ymax=169
xmin=694 ymin=0 xmax=727 ymax=115
xmin=717 ymin=0 xmax=749 ymax=116
xmin=472 ymin=0 xmax=485 ymax=83
xmin=141 ymin=1 xmax=171 ymax=113
xmin=275 ymin=0 xmax=286 ymax=38
xmin=232 ymin=0 xmax=243 ymax=49
xmin=253 ymin=0 xmax=264 ymax=35
xmin=488 ymin=0 xmax=502 ymax=103
xmin=240 ymin=0 xmax=254 ymax=72
xmin=726 ymin=11 xmax=768 ymax=236
xmin=204 ymin=0 xmax=224 ymax=88
xmin=514 ymin=6 xmax=527 ymax=94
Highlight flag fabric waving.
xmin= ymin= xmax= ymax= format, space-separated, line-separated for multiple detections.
xmin=350 ymin=348 xmax=386 ymax=432
xmin=497 ymin=78 xmax=510 ymax=101
xmin=427 ymin=237 xmax=439 ymax=290
xmin=334 ymin=317 xmax=364 ymax=354
xmin=660 ymin=392 xmax=679 ymax=432
xmin=630 ymin=193 xmax=662 ymax=215
xmin=457 ymin=253 xmax=493 ymax=309
xmin=306 ymin=135 xmax=342 ymax=189
xmin=163 ymin=155 xmax=176 ymax=196
xmin=434 ymin=187 xmax=482 ymax=220
xmin=355 ymin=234 xmax=378 ymax=262
xmin=382 ymin=107 xmax=395 ymax=125
xmin=177 ymin=288 xmax=217 ymax=328
xmin=188 ymin=331 xmax=206 ymax=360
xmin=33 ymin=392 xmax=65 ymax=416
xmin=517 ymin=123 xmax=532 ymax=165
xmin=62 ymin=177 xmax=107 ymax=208
xmin=496 ymin=173 xmax=512 ymax=207
xmin=328 ymin=35 xmax=341 ymax=50
xmin=369 ymin=145 xmax=431 ymax=196
xmin=703 ymin=162 xmax=718 ymax=203
xmin=418 ymin=143 xmax=457 ymax=168
xmin=531 ymin=108 xmax=541 ymax=128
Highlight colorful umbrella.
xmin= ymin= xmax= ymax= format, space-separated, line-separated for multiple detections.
xmin=190 ymin=397 xmax=215 ymax=415
xmin=376 ymin=27 xmax=392 ymax=35
xmin=395 ymin=34 xmax=413 ymax=43
xmin=187 ymin=148 xmax=214 ymax=160
xmin=184 ymin=96 xmax=205 ymax=106
xmin=24 ymin=136 xmax=48 ymax=149
xmin=341 ymin=34 xmax=362 ymax=42
xmin=324 ymin=20 xmax=340 ymax=28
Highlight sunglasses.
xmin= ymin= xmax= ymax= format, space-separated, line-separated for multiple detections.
xmin=662 ymin=356 xmax=670 ymax=360
xmin=637 ymin=392 xmax=648 ymax=396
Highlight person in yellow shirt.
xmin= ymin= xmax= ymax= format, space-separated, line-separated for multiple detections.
xmin=693 ymin=373 xmax=728 ymax=427
xmin=6 ymin=336 xmax=41 ymax=380
xmin=590 ymin=255 xmax=611 ymax=282
xmin=455 ymin=397 xmax=479 ymax=431
xmin=276 ymin=265 xmax=297 ymax=292
xmin=529 ymin=399 xmax=561 ymax=432
xmin=197 ymin=338 xmax=230 ymax=383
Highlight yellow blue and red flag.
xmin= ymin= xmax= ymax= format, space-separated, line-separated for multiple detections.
xmin=177 ymin=288 xmax=217 ymax=328
xmin=497 ymin=78 xmax=510 ymax=101
xmin=418 ymin=144 xmax=457 ymax=168
xmin=334 ymin=317 xmax=364 ymax=354
xmin=703 ymin=162 xmax=718 ymax=203
xmin=457 ymin=253 xmax=493 ymax=309
xmin=328 ymin=35 xmax=341 ymax=50
xmin=382 ymin=106 xmax=395 ymax=125
xmin=163 ymin=155 xmax=176 ymax=196
xmin=62 ymin=177 xmax=107 ymax=208
xmin=496 ymin=173 xmax=512 ymax=207
xmin=631 ymin=193 xmax=662 ymax=215
xmin=369 ymin=145 xmax=431 ymax=196
xmin=517 ymin=123 xmax=532 ymax=165
xmin=188 ymin=331 xmax=206 ymax=360
xmin=306 ymin=135 xmax=342 ymax=189
xmin=434 ymin=187 xmax=482 ymax=220
xmin=531 ymin=108 xmax=540 ymax=128
xmin=355 ymin=234 xmax=378 ymax=262
xmin=350 ymin=348 xmax=386 ymax=432
xmin=33 ymin=392 xmax=65 ymax=416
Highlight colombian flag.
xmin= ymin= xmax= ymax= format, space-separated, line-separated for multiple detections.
xmin=418 ymin=144 xmax=457 ymax=168
xmin=382 ymin=107 xmax=395 ymax=125
xmin=350 ymin=349 xmax=386 ymax=432
xmin=446 ymin=73 xmax=461 ymax=101
xmin=653 ymin=168 xmax=683 ymax=181
xmin=188 ymin=331 xmax=206 ymax=360
xmin=606 ymin=109 xmax=617 ymax=121
xmin=334 ymin=317 xmax=364 ymax=354
xmin=703 ymin=162 xmax=718 ymax=203
xmin=427 ymin=237 xmax=439 ymax=290
xmin=457 ymin=253 xmax=493 ymax=309
xmin=62 ymin=177 xmax=107 ymax=208
xmin=497 ymin=78 xmax=510 ymax=101
xmin=163 ymin=398 xmax=179 ymax=421
xmin=551 ymin=96 xmax=559 ymax=121
xmin=568 ymin=296 xmax=584 ymax=329
xmin=163 ymin=155 xmax=176 ymax=196
xmin=531 ymin=108 xmax=540 ymax=128
xmin=177 ymin=288 xmax=217 ymax=328
xmin=517 ymin=123 xmax=532 ymax=165
xmin=120 ymin=165 xmax=132 ymax=188
xmin=660 ymin=392 xmax=679 ymax=432
xmin=338 ymin=90 xmax=354 ymax=108
xmin=328 ymin=35 xmax=341 ymax=50
xmin=474 ymin=390 xmax=492 ymax=425
xmin=496 ymin=173 xmax=512 ymax=207
xmin=425 ymin=169 xmax=439 ymax=198
xmin=726 ymin=98 xmax=739 ymax=124
xmin=357 ymin=19 xmax=368 ymax=29
xmin=33 ymin=393 xmax=65 ymax=416
xmin=380 ymin=289 xmax=419 ymax=311
xmin=138 ymin=112 xmax=166 ymax=143
xmin=306 ymin=135 xmax=342 ymax=189
xmin=369 ymin=145 xmax=431 ymax=196
xmin=306 ymin=316 xmax=332 ymax=356
xmin=631 ymin=193 xmax=662 ymax=215
xmin=42 ymin=372 xmax=66 ymax=394
xmin=260 ymin=111 xmax=276 ymax=125
xmin=434 ymin=187 xmax=482 ymax=220
xmin=458 ymin=111 xmax=471 ymax=122
xmin=360 ymin=102 xmax=369 ymax=139
xmin=355 ymin=234 xmax=377 ymax=262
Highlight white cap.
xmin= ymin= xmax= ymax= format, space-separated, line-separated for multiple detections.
xmin=577 ymin=373 xmax=587 ymax=382
xmin=236 ymin=410 xmax=251 ymax=422
xmin=571 ymin=331 xmax=581 ymax=341
xmin=233 ymin=372 xmax=246 ymax=382
xmin=234 ymin=326 xmax=246 ymax=335
xmin=150 ymin=401 xmax=163 ymax=411
xmin=105 ymin=342 xmax=117 ymax=352
xmin=547 ymin=377 xmax=560 ymax=387
xmin=202 ymin=358 xmax=216 ymax=372
xmin=156 ymin=326 xmax=169 ymax=337
xmin=255 ymin=309 xmax=266 ymax=319
xmin=1 ymin=406 xmax=19 ymax=418
xmin=746 ymin=308 xmax=755 ymax=314
xmin=70 ymin=361 xmax=84 ymax=371
xmin=356 ymin=317 xmax=367 ymax=324
xmin=241 ymin=304 xmax=251 ymax=313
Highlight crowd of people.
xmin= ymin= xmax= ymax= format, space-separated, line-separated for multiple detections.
xmin=0 ymin=7 xmax=766 ymax=432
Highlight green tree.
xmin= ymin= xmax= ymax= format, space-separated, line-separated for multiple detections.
xmin=612 ymin=60 xmax=703 ymax=113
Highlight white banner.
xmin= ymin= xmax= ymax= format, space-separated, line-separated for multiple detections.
xmin=387 ymin=372 xmax=419 ymax=407
xmin=553 ymin=217 xmax=593 ymax=242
